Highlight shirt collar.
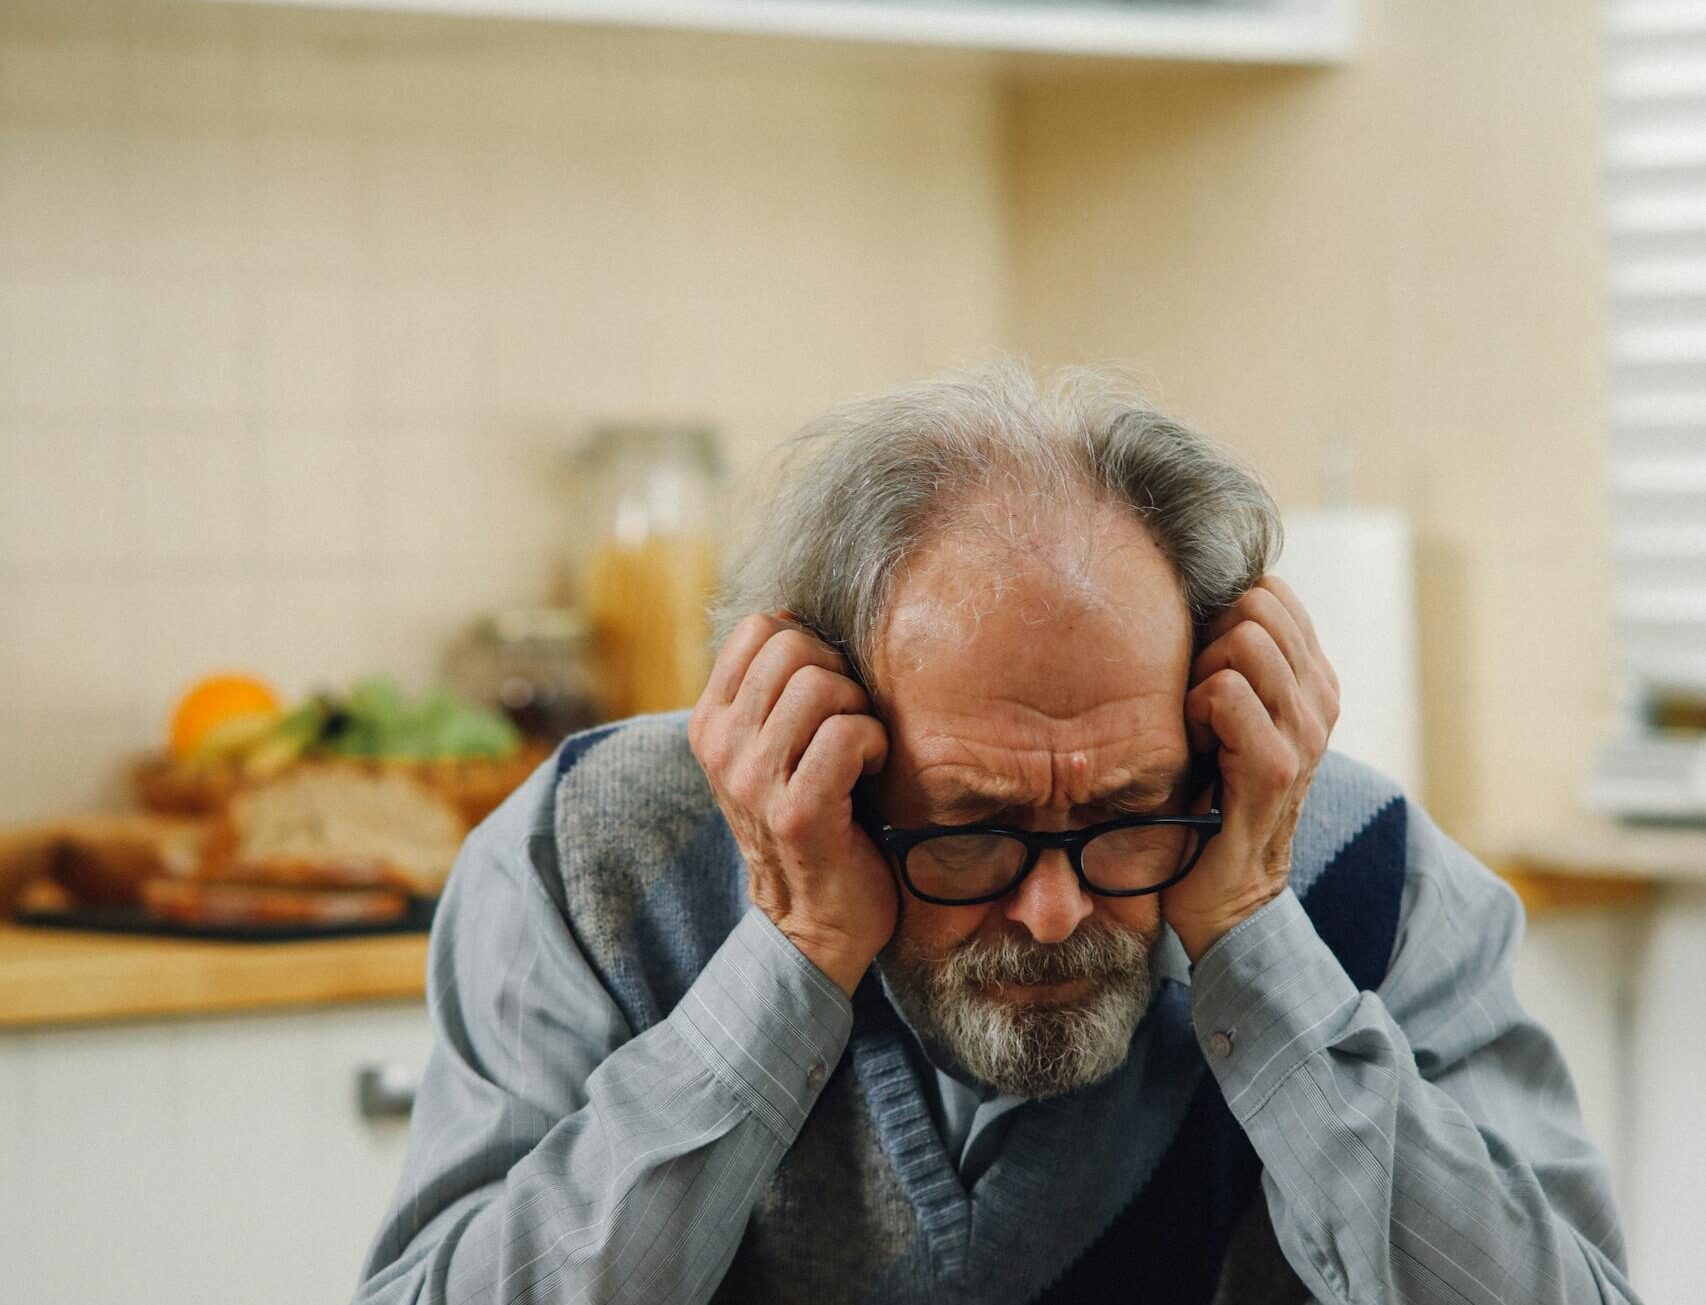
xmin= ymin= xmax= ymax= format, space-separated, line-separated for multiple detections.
xmin=1154 ymin=922 xmax=1193 ymax=989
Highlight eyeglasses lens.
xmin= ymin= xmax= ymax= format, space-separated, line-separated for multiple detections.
xmin=1080 ymin=825 xmax=1199 ymax=891
xmin=906 ymin=833 xmax=1027 ymax=900
xmin=905 ymin=825 xmax=1201 ymax=902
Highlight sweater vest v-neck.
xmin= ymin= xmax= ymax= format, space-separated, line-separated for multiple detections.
xmin=553 ymin=714 xmax=1408 ymax=1305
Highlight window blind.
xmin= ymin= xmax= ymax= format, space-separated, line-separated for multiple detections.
xmin=1608 ymin=1 xmax=1706 ymax=695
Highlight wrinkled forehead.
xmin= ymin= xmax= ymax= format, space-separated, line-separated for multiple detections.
xmin=868 ymin=512 xmax=1194 ymax=811
xmin=870 ymin=507 xmax=1191 ymax=696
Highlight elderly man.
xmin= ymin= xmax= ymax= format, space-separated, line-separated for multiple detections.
xmin=357 ymin=363 xmax=1637 ymax=1304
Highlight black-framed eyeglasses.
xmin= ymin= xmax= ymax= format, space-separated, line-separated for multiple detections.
xmin=855 ymin=778 xmax=1223 ymax=907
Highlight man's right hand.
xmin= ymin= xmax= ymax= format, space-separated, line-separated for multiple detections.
xmin=688 ymin=613 xmax=897 ymax=997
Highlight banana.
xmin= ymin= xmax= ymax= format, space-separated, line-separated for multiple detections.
xmin=240 ymin=704 xmax=327 ymax=778
xmin=183 ymin=711 xmax=282 ymax=768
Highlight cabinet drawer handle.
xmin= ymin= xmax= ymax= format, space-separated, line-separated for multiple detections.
xmin=357 ymin=1064 xmax=419 ymax=1120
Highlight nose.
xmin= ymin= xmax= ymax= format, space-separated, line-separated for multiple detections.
xmin=1004 ymin=848 xmax=1093 ymax=944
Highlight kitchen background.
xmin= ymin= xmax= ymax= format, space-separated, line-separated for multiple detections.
xmin=0 ymin=0 xmax=1606 ymax=844
xmin=3 ymin=0 xmax=1701 ymax=1301
xmin=0 ymin=0 xmax=1007 ymax=819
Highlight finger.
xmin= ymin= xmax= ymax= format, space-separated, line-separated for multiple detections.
xmin=728 ymin=625 xmax=850 ymax=734
xmin=1187 ymin=669 xmax=1285 ymax=756
xmin=1185 ymin=670 xmax=1297 ymax=811
xmin=757 ymin=664 xmax=873 ymax=775
xmin=1202 ymin=593 xmax=1249 ymax=648
xmin=1192 ymin=620 xmax=1307 ymax=728
xmin=703 ymin=612 xmax=790 ymax=708
xmin=790 ymin=713 xmax=889 ymax=807
xmin=1223 ymin=585 xmax=1313 ymax=677
xmin=1253 ymin=575 xmax=1322 ymax=650
xmin=1253 ymin=580 xmax=1340 ymax=720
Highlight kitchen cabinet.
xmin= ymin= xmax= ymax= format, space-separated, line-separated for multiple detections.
xmin=1487 ymin=824 xmax=1706 ymax=1297
xmin=202 ymin=0 xmax=1357 ymax=63
xmin=0 ymin=1000 xmax=432 ymax=1305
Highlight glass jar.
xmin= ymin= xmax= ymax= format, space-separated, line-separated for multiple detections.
xmin=565 ymin=424 xmax=723 ymax=720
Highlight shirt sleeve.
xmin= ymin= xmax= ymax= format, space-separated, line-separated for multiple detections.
xmin=1187 ymin=802 xmax=1642 ymax=1305
xmin=353 ymin=810 xmax=853 ymax=1305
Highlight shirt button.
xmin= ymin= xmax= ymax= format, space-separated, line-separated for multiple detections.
xmin=806 ymin=1062 xmax=826 ymax=1090
xmin=1207 ymin=1031 xmax=1235 ymax=1060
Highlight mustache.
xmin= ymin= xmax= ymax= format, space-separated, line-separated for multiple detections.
xmin=933 ymin=919 xmax=1153 ymax=989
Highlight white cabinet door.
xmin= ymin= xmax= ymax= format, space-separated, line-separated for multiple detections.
xmin=0 ymin=1001 xmax=433 ymax=1305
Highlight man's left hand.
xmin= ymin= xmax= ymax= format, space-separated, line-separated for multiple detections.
xmin=1162 ymin=576 xmax=1340 ymax=963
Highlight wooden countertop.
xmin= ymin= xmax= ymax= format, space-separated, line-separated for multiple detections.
xmin=1471 ymin=816 xmax=1706 ymax=915
xmin=1481 ymin=817 xmax=1706 ymax=882
xmin=0 ymin=922 xmax=427 ymax=1030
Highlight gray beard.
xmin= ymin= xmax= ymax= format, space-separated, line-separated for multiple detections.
xmin=877 ymin=918 xmax=1158 ymax=1101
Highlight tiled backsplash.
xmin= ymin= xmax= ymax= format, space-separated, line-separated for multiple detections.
xmin=0 ymin=1 xmax=1007 ymax=818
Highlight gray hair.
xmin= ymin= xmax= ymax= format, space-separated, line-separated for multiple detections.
xmin=712 ymin=358 xmax=1280 ymax=682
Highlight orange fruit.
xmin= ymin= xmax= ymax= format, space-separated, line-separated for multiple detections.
xmin=169 ymin=673 xmax=283 ymax=760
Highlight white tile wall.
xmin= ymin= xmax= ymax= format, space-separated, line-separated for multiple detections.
xmin=6 ymin=275 xmax=131 ymax=411
xmin=9 ymin=576 xmax=145 ymax=715
xmin=132 ymin=279 xmax=256 ymax=412
xmin=0 ymin=0 xmax=1009 ymax=819
xmin=6 ymin=425 xmax=142 ymax=563
xmin=256 ymin=419 xmax=378 ymax=563
xmin=137 ymin=423 xmax=263 ymax=562
xmin=256 ymin=277 xmax=365 ymax=411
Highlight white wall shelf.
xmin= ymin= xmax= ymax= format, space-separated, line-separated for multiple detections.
xmin=207 ymin=0 xmax=1357 ymax=64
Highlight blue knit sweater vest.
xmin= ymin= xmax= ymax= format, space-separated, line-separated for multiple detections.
xmin=552 ymin=714 xmax=1408 ymax=1305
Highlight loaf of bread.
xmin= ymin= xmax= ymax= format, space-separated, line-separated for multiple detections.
xmin=48 ymin=816 xmax=205 ymax=906
xmin=197 ymin=765 xmax=467 ymax=898
xmin=8 ymin=766 xmax=468 ymax=930
xmin=139 ymin=877 xmax=408 ymax=927
xmin=133 ymin=744 xmax=550 ymax=826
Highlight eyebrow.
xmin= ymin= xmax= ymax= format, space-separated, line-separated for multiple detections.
xmin=922 ymin=769 xmax=1185 ymax=823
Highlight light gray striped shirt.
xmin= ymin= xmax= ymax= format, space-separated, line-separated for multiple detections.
xmin=354 ymin=757 xmax=1638 ymax=1304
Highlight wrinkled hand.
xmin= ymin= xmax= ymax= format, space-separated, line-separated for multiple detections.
xmin=689 ymin=613 xmax=896 ymax=996
xmin=1162 ymin=577 xmax=1340 ymax=963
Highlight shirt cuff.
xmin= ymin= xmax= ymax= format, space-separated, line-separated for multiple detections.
xmin=1188 ymin=887 xmax=1360 ymax=1122
xmin=670 ymin=906 xmax=855 ymax=1142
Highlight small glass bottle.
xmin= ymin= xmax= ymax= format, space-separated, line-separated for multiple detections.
xmin=565 ymin=424 xmax=722 ymax=720
xmin=446 ymin=607 xmax=604 ymax=743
